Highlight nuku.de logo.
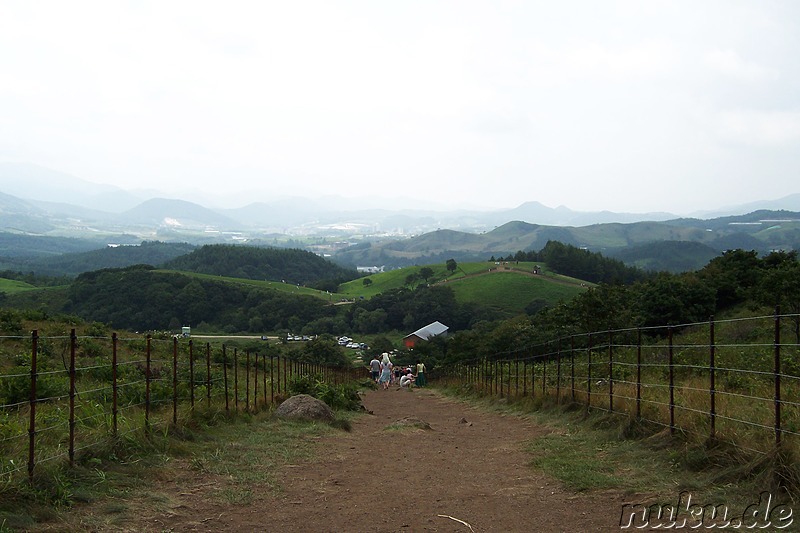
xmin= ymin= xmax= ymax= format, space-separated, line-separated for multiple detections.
xmin=619 ymin=491 xmax=793 ymax=529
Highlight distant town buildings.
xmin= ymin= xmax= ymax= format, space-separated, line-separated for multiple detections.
xmin=357 ymin=266 xmax=385 ymax=274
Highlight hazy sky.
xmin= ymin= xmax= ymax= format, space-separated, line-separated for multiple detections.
xmin=1 ymin=1 xmax=799 ymax=214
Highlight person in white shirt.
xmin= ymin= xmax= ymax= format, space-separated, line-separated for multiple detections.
xmin=400 ymin=371 xmax=415 ymax=388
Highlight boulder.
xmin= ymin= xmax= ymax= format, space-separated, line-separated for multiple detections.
xmin=390 ymin=416 xmax=433 ymax=430
xmin=274 ymin=394 xmax=335 ymax=422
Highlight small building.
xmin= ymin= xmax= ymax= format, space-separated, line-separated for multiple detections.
xmin=357 ymin=266 xmax=385 ymax=274
xmin=403 ymin=321 xmax=449 ymax=348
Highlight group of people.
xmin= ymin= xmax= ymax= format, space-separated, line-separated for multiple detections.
xmin=368 ymin=353 xmax=427 ymax=391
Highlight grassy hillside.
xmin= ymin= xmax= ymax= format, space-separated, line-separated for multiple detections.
xmin=0 ymin=278 xmax=38 ymax=294
xmin=447 ymin=271 xmax=585 ymax=315
xmin=339 ymin=261 xmax=588 ymax=317
xmin=2 ymin=258 xmax=592 ymax=331
xmin=167 ymin=270 xmax=337 ymax=301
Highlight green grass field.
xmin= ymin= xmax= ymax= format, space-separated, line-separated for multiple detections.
xmin=158 ymin=270 xmax=337 ymax=301
xmin=339 ymin=261 xmax=588 ymax=317
xmin=0 ymin=278 xmax=38 ymax=294
xmin=447 ymin=271 xmax=585 ymax=315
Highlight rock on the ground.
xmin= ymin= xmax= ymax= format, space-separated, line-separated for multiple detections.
xmin=274 ymin=394 xmax=334 ymax=422
xmin=391 ymin=416 xmax=433 ymax=430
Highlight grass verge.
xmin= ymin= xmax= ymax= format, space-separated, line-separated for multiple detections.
xmin=437 ymin=385 xmax=799 ymax=511
xmin=0 ymin=407 xmax=357 ymax=531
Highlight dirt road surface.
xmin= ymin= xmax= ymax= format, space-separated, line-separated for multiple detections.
xmin=132 ymin=387 xmax=637 ymax=532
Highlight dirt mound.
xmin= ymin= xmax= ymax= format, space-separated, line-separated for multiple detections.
xmin=274 ymin=393 xmax=334 ymax=422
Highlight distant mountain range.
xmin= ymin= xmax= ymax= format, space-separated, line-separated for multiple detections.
xmin=2 ymin=162 xmax=800 ymax=274
xmin=3 ymin=162 xmax=800 ymax=236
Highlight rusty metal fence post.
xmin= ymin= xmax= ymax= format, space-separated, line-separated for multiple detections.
xmin=570 ymin=336 xmax=576 ymax=402
xmin=172 ymin=336 xmax=178 ymax=424
xmin=69 ymin=329 xmax=76 ymax=467
xmin=145 ymin=335 xmax=152 ymax=434
xmin=608 ymin=330 xmax=613 ymax=413
xmin=542 ymin=352 xmax=547 ymax=397
xmin=709 ymin=316 xmax=716 ymax=438
xmin=586 ymin=333 xmax=592 ymax=412
xmin=246 ymin=351 xmax=251 ymax=413
xmin=112 ymin=332 xmax=118 ymax=435
xmin=636 ymin=329 xmax=642 ymax=419
xmin=556 ymin=338 xmax=562 ymax=405
xmin=28 ymin=329 xmax=38 ymax=481
xmin=223 ymin=345 xmax=229 ymax=413
xmin=669 ymin=327 xmax=675 ymax=435
xmin=254 ymin=352 xmax=259 ymax=412
xmin=189 ymin=339 xmax=195 ymax=410
xmin=774 ymin=306 xmax=782 ymax=448
xmin=263 ymin=354 xmax=268 ymax=405
xmin=234 ymin=348 xmax=239 ymax=413
xmin=206 ymin=342 xmax=211 ymax=407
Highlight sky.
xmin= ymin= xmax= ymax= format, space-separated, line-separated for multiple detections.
xmin=1 ymin=1 xmax=799 ymax=214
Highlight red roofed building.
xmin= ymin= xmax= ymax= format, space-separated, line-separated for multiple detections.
xmin=403 ymin=321 xmax=449 ymax=348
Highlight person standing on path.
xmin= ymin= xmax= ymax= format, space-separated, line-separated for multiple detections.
xmin=369 ymin=355 xmax=381 ymax=383
xmin=415 ymin=360 xmax=426 ymax=387
xmin=379 ymin=354 xmax=393 ymax=390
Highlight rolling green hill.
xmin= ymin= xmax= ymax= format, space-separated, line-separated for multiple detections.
xmin=339 ymin=261 xmax=588 ymax=317
xmin=0 ymin=278 xmax=38 ymax=294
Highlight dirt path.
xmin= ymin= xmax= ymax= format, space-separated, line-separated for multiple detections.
xmin=140 ymin=387 xmax=632 ymax=532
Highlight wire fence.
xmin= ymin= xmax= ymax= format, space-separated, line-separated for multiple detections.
xmin=437 ymin=311 xmax=800 ymax=456
xmin=0 ymin=330 xmax=359 ymax=480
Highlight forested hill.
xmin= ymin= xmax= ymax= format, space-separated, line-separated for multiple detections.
xmin=161 ymin=244 xmax=359 ymax=287
xmin=65 ymin=265 xmax=334 ymax=332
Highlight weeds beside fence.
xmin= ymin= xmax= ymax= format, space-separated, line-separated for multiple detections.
xmin=0 ymin=331 xmax=358 ymax=481
xmin=438 ymin=311 xmax=800 ymax=458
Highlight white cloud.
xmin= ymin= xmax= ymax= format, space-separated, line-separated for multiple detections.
xmin=0 ymin=1 xmax=799 ymax=214
xmin=717 ymin=110 xmax=800 ymax=146
xmin=704 ymin=49 xmax=778 ymax=83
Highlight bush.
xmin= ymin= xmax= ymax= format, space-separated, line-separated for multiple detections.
xmin=286 ymin=375 xmax=362 ymax=411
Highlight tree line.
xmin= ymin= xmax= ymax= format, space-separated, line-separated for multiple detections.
xmin=495 ymin=240 xmax=648 ymax=284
